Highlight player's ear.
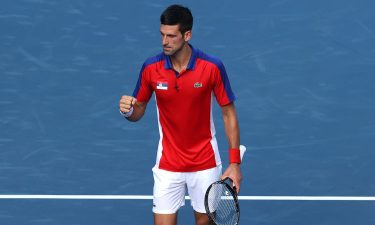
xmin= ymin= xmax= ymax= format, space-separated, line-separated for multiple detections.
xmin=184 ymin=30 xmax=192 ymax=42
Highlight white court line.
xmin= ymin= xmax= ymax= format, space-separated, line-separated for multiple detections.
xmin=0 ymin=195 xmax=375 ymax=201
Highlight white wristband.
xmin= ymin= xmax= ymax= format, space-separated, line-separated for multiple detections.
xmin=120 ymin=107 xmax=134 ymax=118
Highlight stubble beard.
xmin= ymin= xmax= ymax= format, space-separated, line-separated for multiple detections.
xmin=163 ymin=42 xmax=185 ymax=57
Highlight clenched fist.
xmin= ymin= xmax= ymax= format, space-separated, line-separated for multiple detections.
xmin=119 ymin=95 xmax=137 ymax=114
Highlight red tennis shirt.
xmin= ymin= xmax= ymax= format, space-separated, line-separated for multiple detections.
xmin=133 ymin=45 xmax=236 ymax=172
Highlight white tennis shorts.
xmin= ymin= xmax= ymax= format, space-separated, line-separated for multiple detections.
xmin=152 ymin=165 xmax=222 ymax=214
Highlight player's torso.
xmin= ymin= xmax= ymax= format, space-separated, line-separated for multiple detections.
xmin=147 ymin=59 xmax=220 ymax=172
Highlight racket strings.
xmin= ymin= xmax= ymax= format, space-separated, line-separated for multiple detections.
xmin=207 ymin=184 xmax=238 ymax=225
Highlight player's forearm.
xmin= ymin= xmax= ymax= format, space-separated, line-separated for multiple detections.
xmin=226 ymin=122 xmax=241 ymax=165
xmin=222 ymin=103 xmax=242 ymax=165
xmin=222 ymin=103 xmax=240 ymax=149
xmin=225 ymin=120 xmax=240 ymax=150
xmin=125 ymin=103 xmax=147 ymax=122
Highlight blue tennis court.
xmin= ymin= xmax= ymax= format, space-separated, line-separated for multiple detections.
xmin=1 ymin=0 xmax=375 ymax=224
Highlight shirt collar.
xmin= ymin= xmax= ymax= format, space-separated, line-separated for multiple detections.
xmin=164 ymin=44 xmax=198 ymax=70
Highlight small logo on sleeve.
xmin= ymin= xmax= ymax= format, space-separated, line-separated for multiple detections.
xmin=156 ymin=81 xmax=168 ymax=90
xmin=194 ymin=82 xmax=203 ymax=88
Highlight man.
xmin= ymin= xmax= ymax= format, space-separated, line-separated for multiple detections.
xmin=119 ymin=5 xmax=242 ymax=225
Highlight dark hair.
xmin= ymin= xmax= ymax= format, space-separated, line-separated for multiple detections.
xmin=160 ymin=4 xmax=193 ymax=34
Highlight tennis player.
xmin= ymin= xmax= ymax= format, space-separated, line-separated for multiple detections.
xmin=119 ymin=4 xmax=242 ymax=225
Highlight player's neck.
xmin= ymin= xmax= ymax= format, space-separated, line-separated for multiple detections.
xmin=171 ymin=43 xmax=192 ymax=73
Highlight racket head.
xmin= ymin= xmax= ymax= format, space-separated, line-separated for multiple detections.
xmin=204 ymin=178 xmax=240 ymax=225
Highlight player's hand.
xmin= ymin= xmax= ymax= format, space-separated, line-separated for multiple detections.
xmin=119 ymin=95 xmax=137 ymax=113
xmin=221 ymin=163 xmax=242 ymax=193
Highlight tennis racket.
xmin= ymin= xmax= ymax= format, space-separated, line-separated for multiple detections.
xmin=204 ymin=177 xmax=240 ymax=225
xmin=204 ymin=145 xmax=246 ymax=225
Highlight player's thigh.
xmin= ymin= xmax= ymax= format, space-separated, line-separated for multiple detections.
xmin=186 ymin=165 xmax=222 ymax=213
xmin=152 ymin=166 xmax=186 ymax=214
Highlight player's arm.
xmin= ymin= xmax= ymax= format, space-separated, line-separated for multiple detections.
xmin=119 ymin=95 xmax=148 ymax=122
xmin=220 ymin=102 xmax=243 ymax=193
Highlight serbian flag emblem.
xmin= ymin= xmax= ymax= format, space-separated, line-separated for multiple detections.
xmin=156 ymin=81 xmax=168 ymax=90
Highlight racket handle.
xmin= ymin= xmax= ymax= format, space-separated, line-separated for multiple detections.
xmin=223 ymin=177 xmax=233 ymax=183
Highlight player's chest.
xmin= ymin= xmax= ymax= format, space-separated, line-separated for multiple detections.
xmin=151 ymin=69 xmax=213 ymax=98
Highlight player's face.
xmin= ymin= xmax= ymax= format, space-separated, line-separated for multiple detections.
xmin=160 ymin=24 xmax=191 ymax=56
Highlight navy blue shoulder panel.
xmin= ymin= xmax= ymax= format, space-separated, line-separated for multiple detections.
xmin=196 ymin=49 xmax=236 ymax=102
xmin=143 ymin=53 xmax=165 ymax=68
xmin=132 ymin=53 xmax=165 ymax=97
